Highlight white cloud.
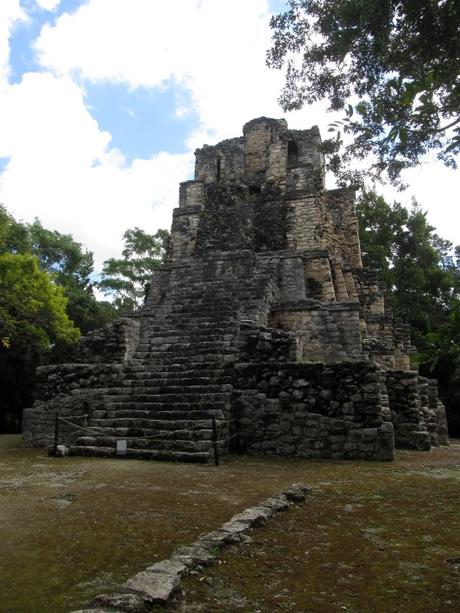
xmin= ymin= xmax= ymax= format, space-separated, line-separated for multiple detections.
xmin=0 ymin=72 xmax=193 ymax=269
xmin=35 ymin=0 xmax=62 ymax=11
xmin=0 ymin=0 xmax=28 ymax=90
xmin=380 ymin=162 xmax=460 ymax=248
xmin=1 ymin=0 xmax=457 ymax=274
xmin=34 ymin=0 xmax=342 ymax=155
xmin=34 ymin=0 xmax=294 ymax=141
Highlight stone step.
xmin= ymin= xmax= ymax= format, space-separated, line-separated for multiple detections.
xmin=129 ymin=357 xmax=236 ymax=367
xmin=135 ymin=336 xmax=236 ymax=349
xmin=70 ymin=446 xmax=211 ymax=463
xmin=107 ymin=376 xmax=232 ymax=387
xmin=103 ymin=408 xmax=225 ymax=419
xmin=75 ymin=435 xmax=214 ymax=452
xmin=140 ymin=336 xmax=234 ymax=346
xmin=165 ymin=312 xmax=236 ymax=320
xmin=104 ymin=392 xmax=229 ymax=403
xmin=89 ymin=411 xmax=221 ymax=428
xmin=103 ymin=399 xmax=227 ymax=410
xmin=142 ymin=323 xmax=233 ymax=330
xmin=120 ymin=369 xmax=231 ymax=379
xmin=165 ymin=297 xmax=235 ymax=305
xmin=105 ymin=383 xmax=232 ymax=393
xmin=132 ymin=347 xmax=237 ymax=358
xmin=123 ymin=362 xmax=233 ymax=373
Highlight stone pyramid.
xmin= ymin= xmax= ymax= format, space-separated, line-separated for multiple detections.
xmin=23 ymin=117 xmax=449 ymax=461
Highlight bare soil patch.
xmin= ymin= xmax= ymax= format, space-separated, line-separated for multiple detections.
xmin=1 ymin=436 xmax=459 ymax=612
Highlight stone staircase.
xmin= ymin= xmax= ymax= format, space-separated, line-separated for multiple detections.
xmin=70 ymin=262 xmax=263 ymax=462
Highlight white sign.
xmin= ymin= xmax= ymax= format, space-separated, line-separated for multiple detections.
xmin=116 ymin=439 xmax=127 ymax=455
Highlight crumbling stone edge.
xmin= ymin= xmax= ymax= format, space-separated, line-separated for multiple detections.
xmin=71 ymin=483 xmax=310 ymax=613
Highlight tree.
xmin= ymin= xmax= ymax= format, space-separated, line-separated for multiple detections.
xmin=0 ymin=205 xmax=116 ymax=335
xmin=0 ymin=253 xmax=80 ymax=431
xmin=0 ymin=205 xmax=30 ymax=254
xmin=358 ymin=191 xmax=459 ymax=337
xmin=421 ymin=298 xmax=460 ymax=433
xmin=98 ymin=227 xmax=170 ymax=312
xmin=268 ymin=0 xmax=460 ymax=184
xmin=357 ymin=190 xmax=460 ymax=433
xmin=0 ymin=205 xmax=117 ymax=431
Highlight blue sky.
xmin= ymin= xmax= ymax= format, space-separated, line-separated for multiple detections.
xmin=7 ymin=0 xmax=202 ymax=161
xmin=84 ymin=83 xmax=199 ymax=162
xmin=7 ymin=0 xmax=287 ymax=162
xmin=0 ymin=0 xmax=458 ymax=270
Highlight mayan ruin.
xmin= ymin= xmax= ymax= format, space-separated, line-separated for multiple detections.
xmin=22 ymin=117 xmax=449 ymax=461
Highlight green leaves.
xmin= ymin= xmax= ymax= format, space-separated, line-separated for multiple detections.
xmin=268 ymin=0 xmax=460 ymax=184
xmin=357 ymin=190 xmax=460 ymax=431
xmin=98 ymin=227 xmax=169 ymax=312
xmin=0 ymin=253 xmax=79 ymax=349
xmin=0 ymin=205 xmax=116 ymax=431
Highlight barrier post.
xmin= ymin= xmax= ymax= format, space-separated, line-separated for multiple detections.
xmin=212 ymin=418 xmax=219 ymax=467
xmin=52 ymin=413 xmax=59 ymax=456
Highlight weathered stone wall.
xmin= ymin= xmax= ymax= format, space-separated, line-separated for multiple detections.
xmin=244 ymin=118 xmax=280 ymax=184
xmin=195 ymin=137 xmax=245 ymax=184
xmin=304 ymin=253 xmax=336 ymax=301
xmin=286 ymin=194 xmax=325 ymax=252
xmin=324 ymin=189 xmax=362 ymax=268
xmin=287 ymin=126 xmax=324 ymax=183
xmin=286 ymin=189 xmax=361 ymax=269
xmin=271 ymin=302 xmax=363 ymax=362
xmin=231 ymin=362 xmax=394 ymax=460
xmin=22 ymin=363 xmax=122 ymax=447
xmin=428 ymin=379 xmax=450 ymax=446
xmin=193 ymin=184 xmax=254 ymax=254
xmin=352 ymin=268 xmax=386 ymax=316
xmin=74 ymin=318 xmax=140 ymax=364
xmin=364 ymin=316 xmax=411 ymax=370
xmin=237 ymin=321 xmax=300 ymax=363
xmin=386 ymin=370 xmax=431 ymax=450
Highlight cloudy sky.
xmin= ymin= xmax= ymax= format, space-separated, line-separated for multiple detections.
xmin=1 ymin=0 xmax=458 ymax=271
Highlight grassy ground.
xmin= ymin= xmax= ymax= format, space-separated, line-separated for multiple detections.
xmin=0 ymin=436 xmax=459 ymax=613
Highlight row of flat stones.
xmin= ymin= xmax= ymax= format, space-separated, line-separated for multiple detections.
xmin=71 ymin=483 xmax=310 ymax=613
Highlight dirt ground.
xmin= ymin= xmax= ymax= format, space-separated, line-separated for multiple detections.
xmin=1 ymin=436 xmax=459 ymax=613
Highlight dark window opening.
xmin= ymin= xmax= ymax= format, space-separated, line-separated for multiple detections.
xmin=216 ymin=158 xmax=222 ymax=181
xmin=287 ymin=140 xmax=299 ymax=166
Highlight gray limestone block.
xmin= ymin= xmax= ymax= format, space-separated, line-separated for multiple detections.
xmin=122 ymin=559 xmax=187 ymax=605
xmin=361 ymin=428 xmax=378 ymax=441
xmin=198 ymin=529 xmax=234 ymax=549
xmin=220 ymin=519 xmax=251 ymax=535
xmin=282 ymin=483 xmax=310 ymax=503
xmin=230 ymin=505 xmax=273 ymax=527
xmin=172 ymin=543 xmax=217 ymax=567
xmin=90 ymin=592 xmax=145 ymax=612
xmin=378 ymin=422 xmax=394 ymax=436
xmin=259 ymin=494 xmax=290 ymax=513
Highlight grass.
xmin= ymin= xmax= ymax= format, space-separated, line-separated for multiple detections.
xmin=0 ymin=435 xmax=459 ymax=612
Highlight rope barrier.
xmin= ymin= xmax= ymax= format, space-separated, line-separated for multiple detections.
xmin=57 ymin=416 xmax=216 ymax=441
xmin=215 ymin=432 xmax=241 ymax=445
xmin=55 ymin=413 xmax=253 ymax=461
xmin=126 ymin=421 xmax=213 ymax=441
xmin=57 ymin=416 xmax=105 ymax=436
